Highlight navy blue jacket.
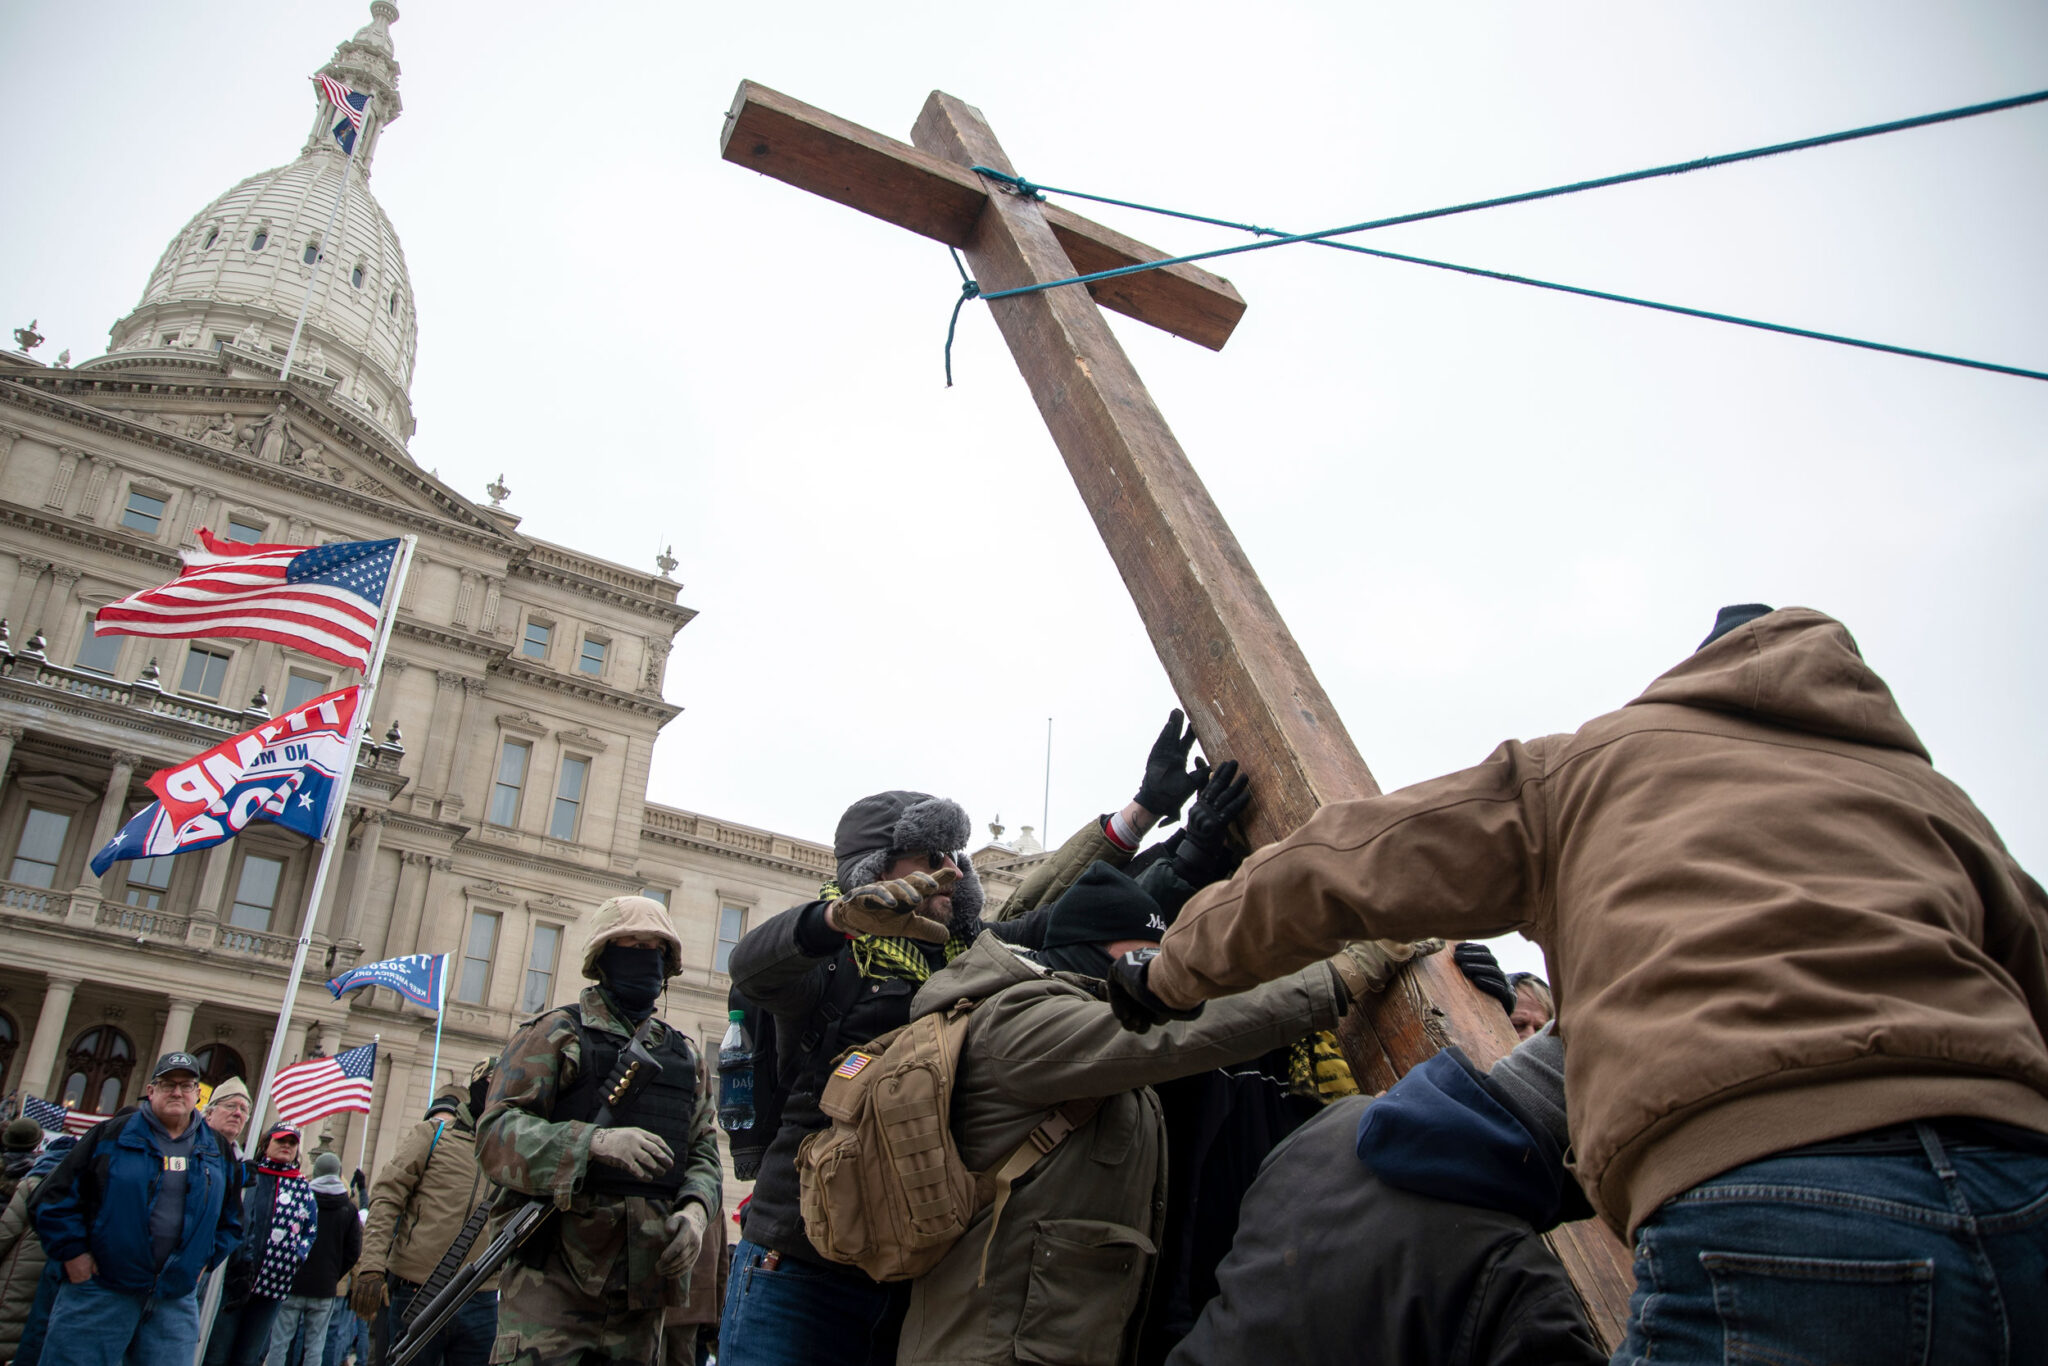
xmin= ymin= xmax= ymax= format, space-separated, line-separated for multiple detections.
xmin=31 ymin=1106 xmax=241 ymax=1298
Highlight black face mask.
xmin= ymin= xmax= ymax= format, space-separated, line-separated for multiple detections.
xmin=1032 ymin=942 xmax=1116 ymax=980
xmin=468 ymin=1074 xmax=492 ymax=1120
xmin=596 ymin=943 xmax=666 ymax=1019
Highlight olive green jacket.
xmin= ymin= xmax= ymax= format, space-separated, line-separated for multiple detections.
xmin=992 ymin=818 xmax=1133 ymax=922
xmin=895 ymin=936 xmax=1343 ymax=1366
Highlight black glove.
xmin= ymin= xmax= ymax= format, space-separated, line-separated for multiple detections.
xmin=1174 ymin=759 xmax=1250 ymax=885
xmin=1107 ymin=948 xmax=1203 ymax=1033
xmin=1453 ymin=941 xmax=1517 ymax=1017
xmin=223 ymin=1255 xmax=255 ymax=1309
xmin=1135 ymin=709 xmax=1210 ymax=825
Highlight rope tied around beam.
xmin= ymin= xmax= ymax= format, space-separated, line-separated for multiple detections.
xmin=944 ymin=247 xmax=980 ymax=388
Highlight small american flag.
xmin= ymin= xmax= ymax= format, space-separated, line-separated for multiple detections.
xmin=95 ymin=531 xmax=398 ymax=673
xmin=315 ymin=75 xmax=371 ymax=154
xmin=21 ymin=1095 xmax=67 ymax=1134
xmin=271 ymin=1041 xmax=379 ymax=1127
xmin=832 ymin=1053 xmax=873 ymax=1081
xmin=63 ymin=1107 xmax=112 ymax=1136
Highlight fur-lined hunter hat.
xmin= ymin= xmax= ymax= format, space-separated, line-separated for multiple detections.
xmin=833 ymin=790 xmax=984 ymax=931
xmin=580 ymin=894 xmax=685 ymax=979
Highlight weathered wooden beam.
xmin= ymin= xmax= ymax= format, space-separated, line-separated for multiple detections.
xmin=720 ymin=81 xmax=1247 ymax=350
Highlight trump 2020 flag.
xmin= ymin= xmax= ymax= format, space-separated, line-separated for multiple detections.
xmin=328 ymin=953 xmax=448 ymax=1011
xmin=271 ymin=1041 xmax=378 ymax=1128
xmin=91 ymin=687 xmax=362 ymax=875
xmin=94 ymin=530 xmax=398 ymax=673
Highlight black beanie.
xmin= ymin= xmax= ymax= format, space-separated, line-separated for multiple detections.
xmin=1698 ymin=603 xmax=1774 ymax=651
xmin=1043 ymin=863 xmax=1171 ymax=950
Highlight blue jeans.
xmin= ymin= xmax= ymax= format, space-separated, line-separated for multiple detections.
xmin=270 ymin=1295 xmax=338 ymax=1366
xmin=41 ymin=1276 xmax=201 ymax=1366
xmin=1614 ymin=1121 xmax=2048 ymax=1366
xmin=13 ymin=1257 xmax=64 ymax=1366
xmin=718 ymin=1240 xmax=908 ymax=1366
xmin=382 ymin=1275 xmax=497 ymax=1366
xmin=204 ymin=1295 xmax=283 ymax=1366
xmin=321 ymin=1295 xmax=365 ymax=1366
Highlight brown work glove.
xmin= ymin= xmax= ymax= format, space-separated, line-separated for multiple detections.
xmin=828 ymin=868 xmax=957 ymax=943
xmin=588 ymin=1126 xmax=675 ymax=1180
xmin=656 ymin=1201 xmax=711 ymax=1277
xmin=1327 ymin=938 xmax=1444 ymax=1002
xmin=349 ymin=1269 xmax=387 ymax=1321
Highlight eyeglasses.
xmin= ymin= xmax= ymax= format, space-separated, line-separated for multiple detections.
xmin=903 ymin=850 xmax=961 ymax=872
xmin=209 ymin=1100 xmax=251 ymax=1114
xmin=154 ymin=1079 xmax=202 ymax=1094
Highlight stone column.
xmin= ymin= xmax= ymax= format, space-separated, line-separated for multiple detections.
xmin=452 ymin=570 xmax=476 ymax=630
xmin=75 ymin=458 xmax=114 ymax=524
xmin=379 ymin=850 xmax=434 ymax=962
xmin=156 ymin=997 xmax=199 ymax=1059
xmin=441 ymin=679 xmax=486 ymax=819
xmin=43 ymin=448 xmax=79 ymax=512
xmin=184 ymin=844 xmax=236 ymax=948
xmin=2 ymin=556 xmax=48 ymax=627
xmin=40 ymin=567 xmax=82 ymax=664
xmin=0 ymin=429 xmax=16 ymax=485
xmin=0 ymin=724 xmax=22 ymax=803
xmin=480 ymin=577 xmax=502 ymax=635
xmin=411 ymin=856 xmax=455 ymax=957
xmin=20 ymin=977 xmax=80 ymax=1098
xmin=76 ymin=752 xmax=140 ymax=896
xmin=333 ymin=811 xmax=386 ymax=945
xmin=284 ymin=1018 xmax=311 ymax=1068
xmin=418 ymin=671 xmax=468 ymax=797
xmin=372 ymin=1049 xmax=416 ymax=1176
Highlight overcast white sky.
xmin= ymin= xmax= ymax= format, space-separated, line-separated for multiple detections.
xmin=6 ymin=2 xmax=2045 ymax=978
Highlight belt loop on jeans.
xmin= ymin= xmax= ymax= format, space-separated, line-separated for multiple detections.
xmin=1914 ymin=1120 xmax=1956 ymax=1180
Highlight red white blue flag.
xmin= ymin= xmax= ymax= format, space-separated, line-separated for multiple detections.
xmin=316 ymin=75 xmax=371 ymax=155
xmin=95 ymin=530 xmax=397 ymax=672
xmin=90 ymin=687 xmax=361 ymax=875
xmin=327 ymin=953 xmax=449 ymax=1011
xmin=270 ymin=1041 xmax=379 ymax=1127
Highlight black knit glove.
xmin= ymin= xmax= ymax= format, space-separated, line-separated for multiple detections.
xmin=1174 ymin=759 xmax=1250 ymax=885
xmin=1453 ymin=941 xmax=1517 ymax=1017
xmin=1135 ymin=709 xmax=1210 ymax=825
xmin=1107 ymin=948 xmax=1203 ymax=1033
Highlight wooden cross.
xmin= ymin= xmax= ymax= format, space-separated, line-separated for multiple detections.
xmin=720 ymin=80 xmax=1634 ymax=1343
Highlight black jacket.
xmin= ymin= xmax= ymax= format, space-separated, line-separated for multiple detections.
xmin=1169 ymin=1054 xmax=1603 ymax=1366
xmin=729 ymin=900 xmax=1047 ymax=1263
xmin=289 ymin=1185 xmax=361 ymax=1299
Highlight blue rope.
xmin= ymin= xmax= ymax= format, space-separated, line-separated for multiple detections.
xmin=944 ymin=247 xmax=979 ymax=388
xmin=973 ymin=87 xmax=2048 ymax=303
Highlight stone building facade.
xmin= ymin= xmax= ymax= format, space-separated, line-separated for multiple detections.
xmin=0 ymin=5 xmax=1050 ymax=1205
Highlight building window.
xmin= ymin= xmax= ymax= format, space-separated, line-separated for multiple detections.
xmin=0 ymin=1012 xmax=15 ymax=1092
xmin=715 ymin=905 xmax=747 ymax=975
xmin=179 ymin=646 xmax=231 ymax=699
xmin=577 ymin=637 xmax=607 ymax=676
xmin=212 ymin=335 xmax=231 ymax=352
xmin=489 ymin=740 xmax=530 ymax=827
xmin=9 ymin=808 xmax=73 ymax=888
xmin=457 ymin=910 xmax=500 ymax=1005
xmin=203 ymin=227 xmax=219 ymax=250
xmin=522 ymin=621 xmax=551 ymax=660
xmin=224 ymin=516 xmax=267 ymax=545
xmin=351 ymin=263 xmax=366 ymax=289
xmin=161 ymin=334 xmax=178 ymax=346
xmin=61 ymin=1026 xmax=135 ymax=1113
xmin=549 ymin=755 xmax=589 ymax=842
xmin=303 ymin=241 xmax=320 ymax=265
xmin=639 ymin=887 xmax=670 ymax=908
xmin=282 ymin=670 xmax=329 ymax=712
xmin=74 ymin=612 xmax=121 ymax=675
xmin=228 ymin=853 xmax=285 ymax=931
xmin=251 ymin=228 xmax=268 ymax=251
xmin=389 ymin=290 xmax=400 ymax=316
xmin=124 ymin=854 xmax=175 ymax=909
xmin=521 ymin=923 xmax=562 ymax=1015
xmin=122 ymin=489 xmax=168 ymax=535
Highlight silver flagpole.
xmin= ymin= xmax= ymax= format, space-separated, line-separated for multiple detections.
xmin=194 ymin=534 xmax=416 ymax=1366
xmin=279 ymin=90 xmax=370 ymax=386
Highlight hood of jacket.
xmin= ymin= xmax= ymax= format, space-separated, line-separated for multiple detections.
xmin=910 ymin=932 xmax=1068 ymax=1020
xmin=310 ymin=1176 xmax=350 ymax=1198
xmin=1355 ymin=1048 xmax=1588 ymax=1232
xmin=1628 ymin=607 xmax=1928 ymax=759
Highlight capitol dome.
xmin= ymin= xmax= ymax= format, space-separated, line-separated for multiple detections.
xmin=95 ymin=3 xmax=420 ymax=444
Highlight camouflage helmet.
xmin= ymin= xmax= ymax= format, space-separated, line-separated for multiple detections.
xmin=581 ymin=894 xmax=684 ymax=980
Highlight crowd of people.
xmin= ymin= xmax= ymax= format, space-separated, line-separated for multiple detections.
xmin=2 ymin=603 xmax=2042 ymax=1366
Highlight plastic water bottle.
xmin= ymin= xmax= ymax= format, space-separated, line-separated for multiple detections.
xmin=718 ymin=1009 xmax=755 ymax=1132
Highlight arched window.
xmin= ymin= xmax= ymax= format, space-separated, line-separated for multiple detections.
xmin=0 ymin=1010 xmax=17 ymax=1092
xmin=303 ymin=242 xmax=321 ymax=265
xmin=61 ymin=1025 xmax=136 ymax=1114
xmin=193 ymin=1043 xmax=246 ymax=1089
xmin=388 ymin=290 xmax=399 ymax=316
xmin=351 ymin=264 xmax=366 ymax=289
xmin=203 ymin=227 xmax=220 ymax=250
xmin=251 ymin=228 xmax=269 ymax=252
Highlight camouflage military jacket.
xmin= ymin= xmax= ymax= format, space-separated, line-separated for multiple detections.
xmin=476 ymin=986 xmax=722 ymax=1309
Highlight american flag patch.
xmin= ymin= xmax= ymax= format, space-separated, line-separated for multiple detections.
xmin=833 ymin=1053 xmax=873 ymax=1080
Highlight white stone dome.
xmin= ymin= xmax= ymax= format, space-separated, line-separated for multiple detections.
xmin=100 ymin=3 xmax=419 ymax=443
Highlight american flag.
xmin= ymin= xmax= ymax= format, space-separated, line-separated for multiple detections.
xmin=270 ymin=1041 xmax=378 ymax=1127
xmin=315 ymin=75 xmax=371 ymax=154
xmin=20 ymin=1095 xmax=67 ymax=1134
xmin=95 ymin=531 xmax=399 ymax=673
xmin=62 ymin=1107 xmax=112 ymax=1136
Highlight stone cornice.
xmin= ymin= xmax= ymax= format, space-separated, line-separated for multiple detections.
xmin=491 ymin=656 xmax=683 ymax=725
xmin=510 ymin=548 xmax=695 ymax=627
xmin=0 ymin=372 xmax=520 ymax=550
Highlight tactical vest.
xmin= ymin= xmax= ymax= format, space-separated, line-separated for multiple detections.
xmin=556 ymin=1005 xmax=700 ymax=1200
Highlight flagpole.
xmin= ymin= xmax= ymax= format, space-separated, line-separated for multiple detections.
xmin=279 ymin=95 xmax=370 ymax=386
xmin=425 ymin=957 xmax=447 ymax=1106
xmin=196 ymin=535 xmax=413 ymax=1366
xmin=355 ymin=1031 xmax=380 ymax=1178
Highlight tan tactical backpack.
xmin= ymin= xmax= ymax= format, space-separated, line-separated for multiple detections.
xmin=797 ymin=999 xmax=1099 ymax=1283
